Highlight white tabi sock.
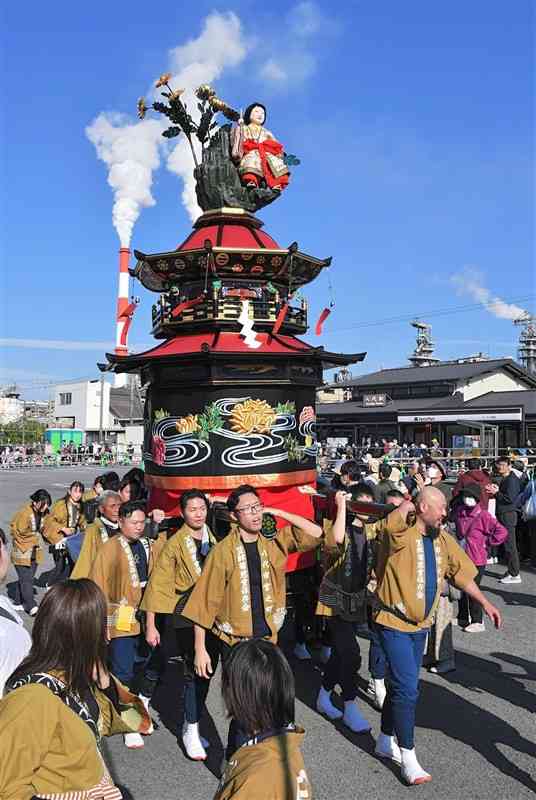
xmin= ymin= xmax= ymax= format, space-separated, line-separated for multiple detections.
xmin=183 ymin=722 xmax=207 ymax=761
xmin=400 ymin=747 xmax=432 ymax=785
xmin=373 ymin=678 xmax=387 ymax=709
xmin=374 ymin=732 xmax=401 ymax=764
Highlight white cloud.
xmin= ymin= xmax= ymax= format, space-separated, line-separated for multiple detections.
xmin=288 ymin=1 xmax=324 ymax=36
xmin=0 ymin=338 xmax=114 ymax=351
xmin=260 ymin=59 xmax=289 ymax=82
xmin=451 ymin=268 xmax=527 ymax=321
xmin=259 ymin=2 xmax=336 ymax=87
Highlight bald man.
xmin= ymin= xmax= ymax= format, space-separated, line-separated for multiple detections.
xmin=372 ymin=487 xmax=501 ymax=786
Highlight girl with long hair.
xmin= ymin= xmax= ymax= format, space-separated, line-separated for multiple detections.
xmin=0 ymin=579 xmax=150 ymax=799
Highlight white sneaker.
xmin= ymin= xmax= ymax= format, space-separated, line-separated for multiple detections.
xmin=342 ymin=700 xmax=372 ymax=734
xmin=400 ymin=747 xmax=432 ymax=785
xmin=316 ymin=686 xmax=343 ymax=720
xmin=12 ymin=604 xmax=24 ymax=611
xmin=374 ymin=732 xmax=401 ymax=764
xmin=293 ymin=642 xmax=312 ymax=661
xmin=182 ymin=722 xmax=207 ymax=761
xmin=499 ymin=574 xmax=522 ymax=584
xmin=124 ymin=732 xmax=144 ymax=749
xmin=463 ymin=622 xmax=485 ymax=633
xmin=486 ymin=557 xmax=494 ymax=565
xmin=29 ymin=606 xmax=38 ymax=617
xmin=319 ymin=645 xmax=332 ymax=664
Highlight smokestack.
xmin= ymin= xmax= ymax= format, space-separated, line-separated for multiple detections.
xmin=515 ymin=314 xmax=536 ymax=375
xmin=114 ymin=247 xmax=130 ymax=388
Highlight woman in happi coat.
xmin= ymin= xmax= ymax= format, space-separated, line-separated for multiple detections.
xmin=141 ymin=489 xmax=217 ymax=762
xmin=11 ymin=489 xmax=52 ymax=616
xmin=41 ymin=481 xmax=87 ymax=585
xmin=9 ymin=489 xmax=51 ymax=616
xmin=0 ymin=579 xmax=150 ymax=800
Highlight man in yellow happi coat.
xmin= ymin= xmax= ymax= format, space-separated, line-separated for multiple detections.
xmin=89 ymin=500 xmax=165 ymax=749
xmin=71 ymin=490 xmax=122 ymax=579
xmin=183 ymin=483 xmax=323 ymax=759
xmin=373 ymin=486 xmax=502 ymax=786
xmin=141 ymin=488 xmax=218 ymax=761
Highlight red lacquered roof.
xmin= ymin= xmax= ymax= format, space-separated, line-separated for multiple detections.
xmin=133 ymin=332 xmax=312 ymax=359
xmin=178 ymin=223 xmax=280 ymax=251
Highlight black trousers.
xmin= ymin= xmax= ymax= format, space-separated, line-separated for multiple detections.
xmin=498 ymin=512 xmax=520 ymax=577
xmin=14 ymin=562 xmax=37 ymax=612
xmin=322 ymin=616 xmax=362 ymax=702
xmin=36 ymin=549 xmax=72 ymax=588
xmin=459 ymin=564 xmax=485 ymax=624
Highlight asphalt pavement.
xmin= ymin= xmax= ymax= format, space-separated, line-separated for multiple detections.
xmin=1 ymin=466 xmax=535 ymax=800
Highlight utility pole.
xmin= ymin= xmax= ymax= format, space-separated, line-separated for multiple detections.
xmin=129 ymin=374 xmax=135 ymax=426
xmin=99 ymin=375 xmax=105 ymax=445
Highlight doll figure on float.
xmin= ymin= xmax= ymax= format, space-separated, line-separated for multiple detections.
xmin=231 ymin=102 xmax=290 ymax=192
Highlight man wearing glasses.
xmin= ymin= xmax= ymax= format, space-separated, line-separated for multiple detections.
xmin=183 ymin=484 xmax=323 ymax=678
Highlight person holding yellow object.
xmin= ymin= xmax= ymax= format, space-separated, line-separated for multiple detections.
xmin=0 ymin=579 xmax=149 ymax=800
xmin=89 ymin=500 xmax=165 ymax=749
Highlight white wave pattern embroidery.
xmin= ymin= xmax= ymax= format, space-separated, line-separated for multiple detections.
xmin=215 ymin=397 xmax=295 ymax=469
xmin=145 ymin=417 xmax=211 ymax=467
xmin=145 ymin=398 xmax=300 ymax=470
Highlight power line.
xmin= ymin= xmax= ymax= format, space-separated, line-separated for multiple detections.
xmin=327 ymin=294 xmax=535 ymax=333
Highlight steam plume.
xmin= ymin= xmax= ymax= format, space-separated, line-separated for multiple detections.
xmin=452 ymin=268 xmax=527 ymax=320
xmin=86 ymin=114 xmax=164 ymax=247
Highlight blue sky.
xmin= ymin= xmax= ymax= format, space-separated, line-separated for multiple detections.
xmin=2 ymin=1 xmax=534 ymax=398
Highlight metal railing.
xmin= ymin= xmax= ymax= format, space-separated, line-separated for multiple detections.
xmin=0 ymin=452 xmax=142 ymax=470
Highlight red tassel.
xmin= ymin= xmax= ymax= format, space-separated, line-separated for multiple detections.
xmin=171 ymin=294 xmax=205 ymax=319
xmin=315 ymin=306 xmax=332 ymax=335
xmin=119 ymin=302 xmax=138 ymax=346
xmin=120 ymin=317 xmax=132 ymax=346
xmin=272 ymin=302 xmax=289 ymax=335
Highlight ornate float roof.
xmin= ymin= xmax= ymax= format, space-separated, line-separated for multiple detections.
xmin=131 ymin=208 xmax=331 ymax=293
xmin=100 ymin=331 xmax=365 ymax=374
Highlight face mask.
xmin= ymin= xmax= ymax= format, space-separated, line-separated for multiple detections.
xmin=463 ymin=497 xmax=477 ymax=508
xmin=427 ymin=467 xmax=440 ymax=479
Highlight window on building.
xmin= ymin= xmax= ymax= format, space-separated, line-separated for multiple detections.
xmin=59 ymin=393 xmax=72 ymax=406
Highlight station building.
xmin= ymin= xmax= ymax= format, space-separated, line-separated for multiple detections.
xmin=317 ymin=357 xmax=536 ymax=450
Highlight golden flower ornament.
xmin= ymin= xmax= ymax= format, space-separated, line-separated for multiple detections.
xmin=229 ymin=399 xmax=277 ymax=435
xmin=136 ymin=97 xmax=147 ymax=119
xmin=155 ymin=72 xmax=172 ymax=88
xmin=176 ymin=414 xmax=199 ymax=435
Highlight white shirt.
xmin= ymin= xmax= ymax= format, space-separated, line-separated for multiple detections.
xmin=0 ymin=594 xmax=31 ymax=696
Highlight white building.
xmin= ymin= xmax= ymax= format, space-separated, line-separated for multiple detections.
xmin=53 ymin=378 xmax=144 ymax=447
xmin=0 ymin=390 xmax=24 ymax=424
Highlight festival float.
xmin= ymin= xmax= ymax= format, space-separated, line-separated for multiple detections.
xmin=101 ymin=77 xmax=365 ymax=548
